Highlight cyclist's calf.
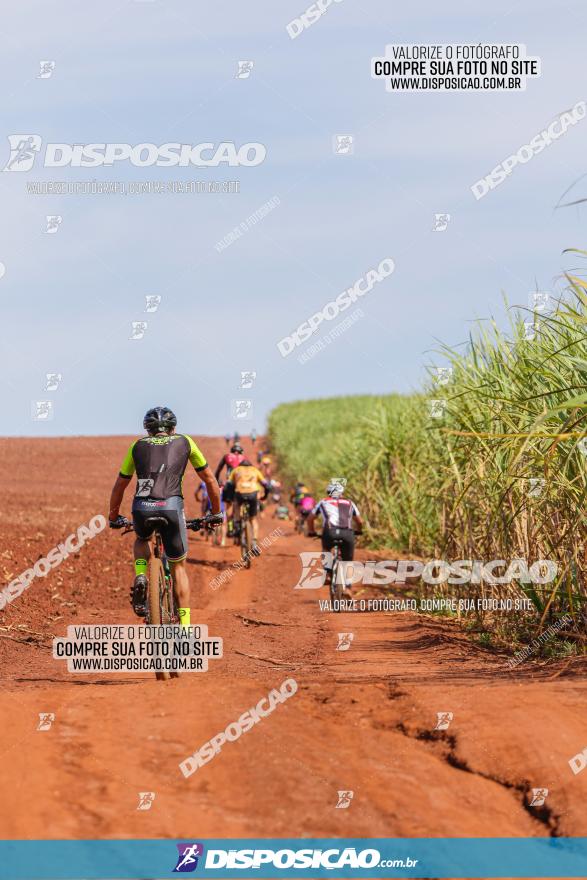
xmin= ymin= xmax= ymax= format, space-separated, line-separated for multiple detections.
xmin=169 ymin=558 xmax=190 ymax=608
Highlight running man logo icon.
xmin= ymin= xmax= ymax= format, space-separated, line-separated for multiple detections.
xmin=336 ymin=632 xmax=354 ymax=651
xmin=236 ymin=61 xmax=254 ymax=79
xmin=529 ymin=291 xmax=550 ymax=314
xmin=524 ymin=320 xmax=538 ymax=341
xmin=45 ymin=215 xmax=62 ymax=234
xmin=336 ymin=790 xmax=353 ymax=809
xmin=231 ymin=399 xmax=253 ymax=420
xmin=239 ymin=370 xmax=257 ymax=389
xmin=173 ymin=843 xmax=204 ymax=873
xmin=429 ymin=399 xmax=446 ymax=419
xmin=529 ymin=788 xmax=548 ymax=806
xmin=433 ymin=366 xmax=453 ymax=386
xmin=38 ymin=61 xmax=56 ymax=79
xmin=145 ymin=295 xmax=161 ymax=313
xmin=435 ymin=711 xmax=453 ymax=731
xmin=37 ymin=713 xmax=55 ymax=731
xmin=527 ymin=478 xmax=545 ymax=498
xmin=333 ymin=134 xmax=354 ymax=155
xmin=32 ymin=400 xmax=53 ymax=421
xmin=4 ymin=135 xmax=42 ymax=171
xmin=295 ymin=551 xmax=332 ymax=589
xmin=45 ymin=373 xmax=62 ymax=391
xmin=432 ymin=213 xmax=451 ymax=232
xmin=130 ymin=321 xmax=148 ymax=340
xmin=137 ymin=791 xmax=155 ymax=810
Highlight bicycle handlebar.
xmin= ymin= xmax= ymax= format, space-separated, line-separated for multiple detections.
xmin=111 ymin=512 xmax=224 ymax=533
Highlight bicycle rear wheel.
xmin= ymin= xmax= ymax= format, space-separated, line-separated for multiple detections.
xmin=148 ymin=557 xmax=171 ymax=681
xmin=241 ymin=517 xmax=252 ymax=568
xmin=330 ymin=552 xmax=344 ymax=607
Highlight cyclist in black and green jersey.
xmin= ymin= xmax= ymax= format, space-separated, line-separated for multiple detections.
xmin=108 ymin=406 xmax=221 ymax=624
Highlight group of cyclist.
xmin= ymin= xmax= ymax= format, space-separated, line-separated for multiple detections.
xmin=108 ymin=407 xmax=362 ymax=621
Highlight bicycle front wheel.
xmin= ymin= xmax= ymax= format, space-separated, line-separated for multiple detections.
xmin=330 ymin=557 xmax=344 ymax=607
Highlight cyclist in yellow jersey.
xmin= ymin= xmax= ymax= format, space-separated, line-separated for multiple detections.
xmin=108 ymin=406 xmax=221 ymax=624
xmin=229 ymin=459 xmax=267 ymax=550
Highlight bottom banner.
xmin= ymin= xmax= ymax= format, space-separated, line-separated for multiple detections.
xmin=0 ymin=838 xmax=586 ymax=879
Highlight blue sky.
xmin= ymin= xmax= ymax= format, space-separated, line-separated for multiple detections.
xmin=1 ymin=0 xmax=586 ymax=436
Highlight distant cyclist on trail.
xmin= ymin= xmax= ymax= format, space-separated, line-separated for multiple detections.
xmin=307 ymin=481 xmax=363 ymax=594
xmin=108 ymin=407 xmax=221 ymax=625
xmin=215 ymin=442 xmax=245 ymax=535
xmin=290 ymin=481 xmax=310 ymax=508
xmin=229 ymin=459 xmax=268 ymax=553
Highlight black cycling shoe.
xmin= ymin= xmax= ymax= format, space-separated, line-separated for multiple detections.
xmin=131 ymin=574 xmax=148 ymax=617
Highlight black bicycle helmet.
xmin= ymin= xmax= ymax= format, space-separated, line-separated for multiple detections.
xmin=231 ymin=443 xmax=244 ymax=454
xmin=143 ymin=406 xmax=177 ymax=435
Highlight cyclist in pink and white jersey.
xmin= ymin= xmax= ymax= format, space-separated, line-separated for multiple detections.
xmin=307 ymin=481 xmax=363 ymax=587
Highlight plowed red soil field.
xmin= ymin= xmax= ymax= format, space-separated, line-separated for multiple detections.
xmin=1 ymin=435 xmax=587 ymax=848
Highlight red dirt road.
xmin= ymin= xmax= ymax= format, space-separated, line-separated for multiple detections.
xmin=1 ymin=435 xmax=587 ymax=845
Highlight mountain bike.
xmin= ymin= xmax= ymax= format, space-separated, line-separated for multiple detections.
xmin=295 ymin=508 xmax=305 ymax=535
xmin=113 ymin=511 xmax=223 ymax=680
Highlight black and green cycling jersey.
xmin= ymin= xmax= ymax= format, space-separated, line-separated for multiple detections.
xmin=119 ymin=433 xmax=207 ymax=500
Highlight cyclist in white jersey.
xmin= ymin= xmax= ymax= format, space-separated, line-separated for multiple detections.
xmin=307 ymin=481 xmax=363 ymax=591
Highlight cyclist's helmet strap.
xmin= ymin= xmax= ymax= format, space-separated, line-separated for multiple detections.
xmin=143 ymin=406 xmax=177 ymax=435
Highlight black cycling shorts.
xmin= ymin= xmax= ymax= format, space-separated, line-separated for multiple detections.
xmin=235 ymin=491 xmax=259 ymax=518
xmin=132 ymin=496 xmax=188 ymax=562
xmin=222 ymin=480 xmax=235 ymax=504
xmin=322 ymin=526 xmax=354 ymax=565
